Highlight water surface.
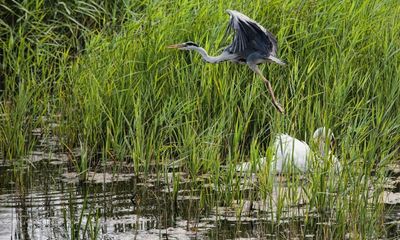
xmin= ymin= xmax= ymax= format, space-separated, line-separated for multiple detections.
xmin=1 ymin=150 xmax=400 ymax=239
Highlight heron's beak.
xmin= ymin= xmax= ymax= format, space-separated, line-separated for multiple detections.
xmin=167 ymin=43 xmax=184 ymax=49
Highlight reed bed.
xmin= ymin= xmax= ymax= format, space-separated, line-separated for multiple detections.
xmin=1 ymin=0 xmax=399 ymax=238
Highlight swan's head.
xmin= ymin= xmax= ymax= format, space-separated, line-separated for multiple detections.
xmin=167 ymin=41 xmax=199 ymax=51
xmin=313 ymin=127 xmax=335 ymax=157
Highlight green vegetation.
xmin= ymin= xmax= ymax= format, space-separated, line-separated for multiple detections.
xmin=1 ymin=0 xmax=399 ymax=238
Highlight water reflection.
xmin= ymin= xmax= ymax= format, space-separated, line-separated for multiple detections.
xmin=15 ymin=179 xmax=30 ymax=240
xmin=0 ymin=157 xmax=209 ymax=239
xmin=1 ymin=154 xmax=400 ymax=239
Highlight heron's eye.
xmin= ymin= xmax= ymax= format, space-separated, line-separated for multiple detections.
xmin=185 ymin=42 xmax=199 ymax=47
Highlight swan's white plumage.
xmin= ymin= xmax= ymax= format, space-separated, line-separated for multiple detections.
xmin=273 ymin=133 xmax=311 ymax=173
xmin=236 ymin=127 xmax=340 ymax=174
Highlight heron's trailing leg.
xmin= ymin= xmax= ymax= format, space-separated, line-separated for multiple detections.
xmin=250 ymin=64 xmax=284 ymax=114
xmin=168 ymin=10 xmax=286 ymax=113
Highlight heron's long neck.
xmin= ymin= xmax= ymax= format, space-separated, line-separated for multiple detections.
xmin=191 ymin=47 xmax=230 ymax=63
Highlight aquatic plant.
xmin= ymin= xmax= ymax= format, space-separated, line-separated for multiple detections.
xmin=0 ymin=0 xmax=399 ymax=238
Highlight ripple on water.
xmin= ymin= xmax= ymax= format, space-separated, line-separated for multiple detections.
xmin=2 ymin=150 xmax=400 ymax=239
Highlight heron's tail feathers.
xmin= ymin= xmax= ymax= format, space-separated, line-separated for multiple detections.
xmin=269 ymin=56 xmax=286 ymax=66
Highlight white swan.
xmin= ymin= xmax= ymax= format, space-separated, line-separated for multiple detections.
xmin=236 ymin=127 xmax=340 ymax=174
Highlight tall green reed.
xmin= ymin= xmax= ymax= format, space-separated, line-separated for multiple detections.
xmin=0 ymin=0 xmax=399 ymax=238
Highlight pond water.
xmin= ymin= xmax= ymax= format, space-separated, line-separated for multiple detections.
xmin=0 ymin=155 xmax=284 ymax=240
xmin=1 ymin=144 xmax=400 ymax=239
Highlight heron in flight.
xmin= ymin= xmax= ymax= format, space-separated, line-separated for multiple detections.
xmin=168 ymin=10 xmax=286 ymax=113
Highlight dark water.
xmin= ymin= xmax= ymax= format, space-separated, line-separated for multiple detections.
xmin=0 ymin=155 xmax=199 ymax=239
xmin=1 ymin=150 xmax=400 ymax=239
xmin=0 ymin=152 xmax=301 ymax=240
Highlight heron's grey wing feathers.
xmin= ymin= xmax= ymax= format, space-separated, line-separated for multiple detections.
xmin=225 ymin=10 xmax=278 ymax=56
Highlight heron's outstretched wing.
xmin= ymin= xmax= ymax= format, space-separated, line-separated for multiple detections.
xmin=225 ymin=10 xmax=278 ymax=56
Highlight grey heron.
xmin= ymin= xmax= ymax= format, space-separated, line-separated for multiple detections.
xmin=168 ymin=10 xmax=286 ymax=113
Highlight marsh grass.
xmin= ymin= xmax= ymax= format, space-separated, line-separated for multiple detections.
xmin=1 ymin=0 xmax=400 ymax=238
